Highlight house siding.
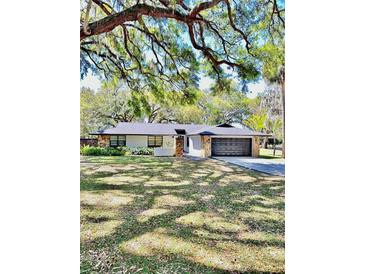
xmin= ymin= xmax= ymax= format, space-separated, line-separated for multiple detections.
xmin=126 ymin=135 xmax=148 ymax=147
xmin=183 ymin=136 xmax=188 ymax=153
xmin=187 ymin=135 xmax=202 ymax=157
xmin=163 ymin=136 xmax=175 ymax=148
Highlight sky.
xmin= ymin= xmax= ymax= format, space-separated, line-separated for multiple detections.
xmin=80 ymin=73 xmax=266 ymax=98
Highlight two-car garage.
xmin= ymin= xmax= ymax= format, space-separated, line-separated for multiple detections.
xmin=211 ymin=138 xmax=252 ymax=157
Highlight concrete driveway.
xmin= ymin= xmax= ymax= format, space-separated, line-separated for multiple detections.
xmin=213 ymin=157 xmax=285 ymax=176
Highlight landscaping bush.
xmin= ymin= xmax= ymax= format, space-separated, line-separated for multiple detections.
xmin=80 ymin=145 xmax=122 ymax=156
xmin=80 ymin=146 xmax=153 ymax=156
xmin=116 ymin=146 xmax=130 ymax=155
xmin=129 ymin=147 xmax=154 ymax=155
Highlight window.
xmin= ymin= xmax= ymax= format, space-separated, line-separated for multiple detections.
xmin=186 ymin=137 xmax=189 ymax=147
xmin=148 ymin=136 xmax=163 ymax=147
xmin=110 ymin=135 xmax=126 ymax=147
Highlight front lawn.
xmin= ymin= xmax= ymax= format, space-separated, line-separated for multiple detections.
xmin=80 ymin=156 xmax=285 ymax=273
xmin=260 ymin=148 xmax=283 ymax=159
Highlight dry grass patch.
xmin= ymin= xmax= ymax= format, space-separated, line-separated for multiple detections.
xmin=144 ymin=180 xmax=191 ymax=187
xmin=153 ymin=195 xmax=195 ymax=208
xmin=219 ymin=173 xmax=257 ymax=185
xmin=81 ymin=220 xmax=122 ymax=242
xmin=102 ymin=174 xmax=146 ymax=185
xmin=176 ymin=211 xmax=245 ymax=233
xmin=81 ymin=190 xmax=136 ymax=207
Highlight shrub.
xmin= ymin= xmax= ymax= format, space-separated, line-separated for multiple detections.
xmin=80 ymin=146 xmax=153 ymax=156
xmin=116 ymin=146 xmax=130 ymax=155
xmin=80 ymin=145 xmax=122 ymax=156
xmin=130 ymin=147 xmax=154 ymax=155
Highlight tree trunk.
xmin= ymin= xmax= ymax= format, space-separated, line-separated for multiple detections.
xmin=280 ymin=68 xmax=285 ymax=158
xmin=262 ymin=136 xmax=268 ymax=149
xmin=273 ymin=137 xmax=276 ymax=156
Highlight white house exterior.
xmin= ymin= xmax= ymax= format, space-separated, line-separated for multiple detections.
xmin=126 ymin=135 xmax=148 ymax=147
xmin=184 ymin=135 xmax=202 ymax=157
xmin=93 ymin=122 xmax=268 ymax=158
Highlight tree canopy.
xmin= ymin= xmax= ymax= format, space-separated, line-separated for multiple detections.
xmin=80 ymin=0 xmax=285 ymax=97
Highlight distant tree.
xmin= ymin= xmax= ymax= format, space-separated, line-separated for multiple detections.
xmin=257 ymin=84 xmax=283 ymax=148
xmin=260 ymin=85 xmax=282 ymax=118
xmin=136 ymin=87 xmax=250 ymax=125
xmin=243 ymin=113 xmax=267 ymax=133
xmin=81 ymin=81 xmax=257 ymax=134
xmin=80 ymin=86 xmax=140 ymax=136
xmin=80 ymin=87 xmax=100 ymax=137
xmin=204 ymin=90 xmax=250 ymax=124
xmin=267 ymin=118 xmax=282 ymax=155
xmin=258 ymin=39 xmax=285 ymax=156
xmin=134 ymin=84 xmax=200 ymax=123
xmin=173 ymin=105 xmax=205 ymax=124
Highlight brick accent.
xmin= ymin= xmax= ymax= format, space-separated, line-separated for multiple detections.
xmin=98 ymin=135 xmax=110 ymax=147
xmin=252 ymin=136 xmax=260 ymax=157
xmin=175 ymin=136 xmax=184 ymax=157
xmin=201 ymin=136 xmax=211 ymax=158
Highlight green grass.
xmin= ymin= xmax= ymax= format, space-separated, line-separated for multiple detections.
xmin=80 ymin=156 xmax=285 ymax=273
xmin=259 ymin=148 xmax=283 ymax=159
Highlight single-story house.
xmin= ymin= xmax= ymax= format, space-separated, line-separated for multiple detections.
xmin=91 ymin=122 xmax=269 ymax=158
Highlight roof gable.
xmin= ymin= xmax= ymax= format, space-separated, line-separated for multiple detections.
xmin=216 ymin=123 xmax=234 ymax=128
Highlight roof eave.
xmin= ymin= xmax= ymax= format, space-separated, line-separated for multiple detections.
xmin=89 ymin=132 xmax=179 ymax=136
xmin=187 ymin=133 xmax=272 ymax=137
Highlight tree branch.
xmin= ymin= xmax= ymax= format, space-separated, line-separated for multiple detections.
xmin=81 ymin=3 xmax=194 ymax=40
xmin=190 ymin=0 xmax=224 ymax=18
xmin=224 ymin=0 xmax=251 ymax=53
xmin=92 ymin=0 xmax=113 ymax=15
xmin=188 ymin=22 xmax=242 ymax=70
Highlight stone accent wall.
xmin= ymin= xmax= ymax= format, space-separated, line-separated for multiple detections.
xmin=98 ymin=135 xmax=110 ymax=147
xmin=175 ymin=136 xmax=184 ymax=157
xmin=201 ymin=136 xmax=211 ymax=158
xmin=252 ymin=136 xmax=260 ymax=157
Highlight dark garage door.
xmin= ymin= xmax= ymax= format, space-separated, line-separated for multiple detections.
xmin=211 ymin=138 xmax=252 ymax=156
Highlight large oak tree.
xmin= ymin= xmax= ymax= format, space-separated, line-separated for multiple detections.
xmin=80 ymin=0 xmax=284 ymax=154
xmin=80 ymin=0 xmax=284 ymax=95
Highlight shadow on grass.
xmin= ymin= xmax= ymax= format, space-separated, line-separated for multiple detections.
xmin=80 ymin=156 xmax=285 ymax=273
